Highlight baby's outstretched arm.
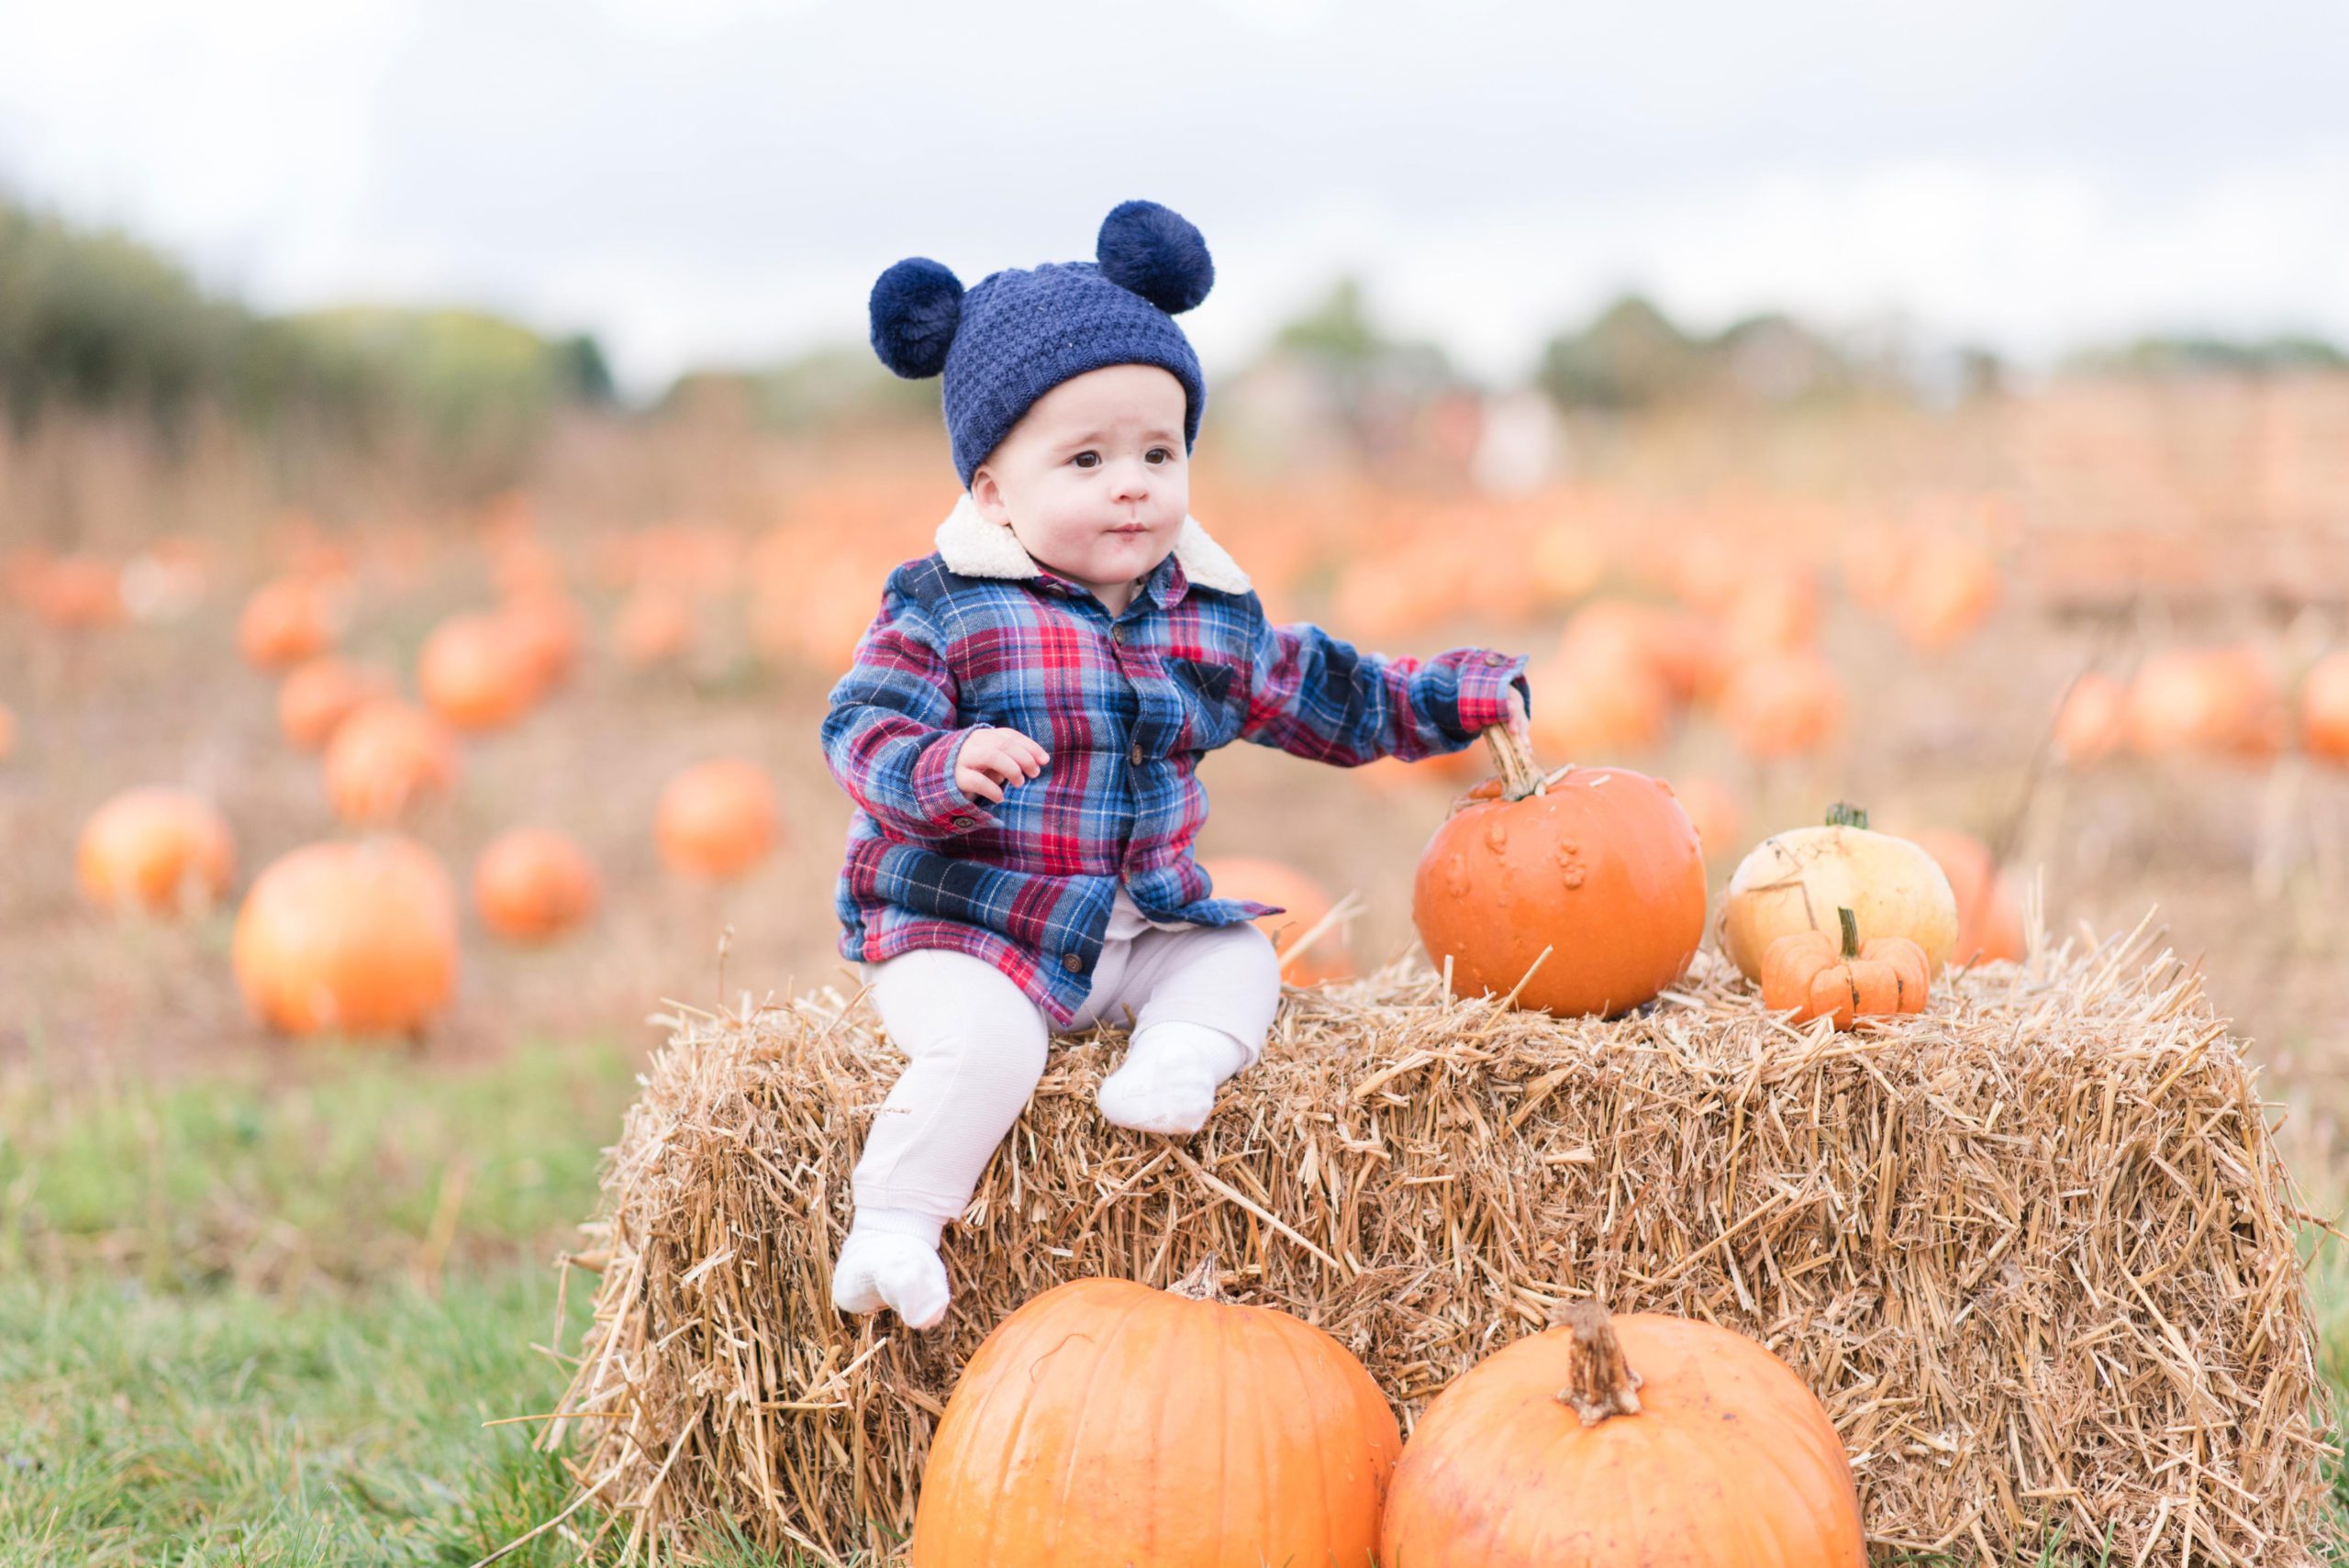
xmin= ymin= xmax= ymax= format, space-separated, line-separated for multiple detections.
xmin=822 ymin=575 xmax=1018 ymax=839
xmin=1235 ymin=613 xmax=1531 ymax=766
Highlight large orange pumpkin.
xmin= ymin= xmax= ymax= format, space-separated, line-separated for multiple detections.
xmin=238 ymin=577 xmax=337 ymax=671
xmin=418 ymin=613 xmax=540 ymax=732
xmin=278 ymin=658 xmax=394 ymax=752
xmin=2126 ymin=646 xmax=2284 ymax=762
xmin=232 ymin=836 xmax=459 ymax=1037
xmin=76 ymin=787 xmax=236 ymax=915
xmin=1906 ymin=827 xmax=2024 ymax=965
xmin=1414 ymin=727 xmax=1707 ymax=1018
xmin=323 ymin=700 xmax=459 ymax=825
xmin=473 ymin=827 xmax=599 ymax=943
xmin=1379 ymin=1302 xmax=1865 ymax=1568
xmin=2302 ymin=650 xmax=2349 ymax=764
xmin=911 ymin=1258 xmax=1399 ymax=1568
xmin=1197 ymin=854 xmax=1353 ymax=984
xmin=1717 ymin=650 xmax=1844 ymax=760
xmin=655 ymin=759 xmax=778 ymax=880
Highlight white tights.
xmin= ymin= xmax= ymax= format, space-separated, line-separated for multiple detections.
xmin=832 ymin=908 xmax=1282 ymax=1328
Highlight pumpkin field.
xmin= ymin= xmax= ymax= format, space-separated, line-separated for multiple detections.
xmin=5 ymin=373 xmax=2349 ymax=1564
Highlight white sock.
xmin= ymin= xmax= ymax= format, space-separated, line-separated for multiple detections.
xmin=830 ymin=1207 xmax=951 ymax=1329
xmin=1096 ymin=1021 xmax=1252 ymax=1137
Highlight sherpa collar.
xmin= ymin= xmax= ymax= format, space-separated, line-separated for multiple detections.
xmin=933 ymin=492 xmax=1253 ymax=597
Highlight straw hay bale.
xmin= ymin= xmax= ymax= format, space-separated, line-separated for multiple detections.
xmin=532 ymin=917 xmax=2337 ymax=1565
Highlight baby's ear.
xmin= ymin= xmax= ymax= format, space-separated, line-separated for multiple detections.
xmin=1097 ymin=201 xmax=1213 ymax=315
xmin=869 ymin=257 xmax=963 ymax=378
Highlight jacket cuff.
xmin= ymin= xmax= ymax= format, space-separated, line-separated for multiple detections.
xmin=1450 ymin=651 xmax=1531 ymax=738
xmin=909 ymin=723 xmax=996 ymax=834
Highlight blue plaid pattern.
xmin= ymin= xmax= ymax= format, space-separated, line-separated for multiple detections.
xmin=821 ymin=548 xmax=1531 ymax=1025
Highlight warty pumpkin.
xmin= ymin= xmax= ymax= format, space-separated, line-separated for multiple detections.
xmin=1760 ymin=906 xmax=1932 ymax=1028
xmin=1379 ymin=1302 xmax=1865 ymax=1568
xmin=911 ymin=1257 xmax=1399 ymax=1568
xmin=1414 ymin=724 xmax=1706 ymax=1018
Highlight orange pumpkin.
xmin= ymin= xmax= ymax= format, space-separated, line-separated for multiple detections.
xmin=912 ymin=1258 xmax=1399 ymax=1568
xmin=323 ymin=700 xmax=459 ymax=825
xmin=76 ymin=787 xmax=236 ymax=915
xmin=238 ymin=577 xmax=338 ymax=671
xmin=1906 ymin=827 xmax=2024 ymax=965
xmin=1721 ymin=568 xmax=1819 ymax=656
xmin=2302 ymin=650 xmax=2349 ymax=764
xmin=418 ymin=613 xmax=540 ymax=732
xmin=1720 ymin=803 xmax=1958 ymax=979
xmin=2126 ymin=646 xmax=2285 ymax=762
xmin=1895 ymin=533 xmax=1998 ymax=651
xmin=1665 ymin=772 xmax=1743 ymax=862
xmin=614 ymin=587 xmax=696 ymax=667
xmin=473 ymin=828 xmax=599 ymax=943
xmin=500 ymin=590 xmax=584 ymax=691
xmin=1414 ymin=727 xmax=1707 ymax=1018
xmin=277 ymin=658 xmax=394 ymax=752
xmin=2053 ymin=672 xmax=2130 ymax=766
xmin=1717 ymin=650 xmax=1844 ymax=759
xmin=232 ymin=836 xmax=458 ymax=1037
xmin=29 ymin=554 xmax=126 ymax=630
xmin=1528 ymin=650 xmax=1671 ymax=758
xmin=1380 ymin=1302 xmax=1865 ymax=1568
xmin=1197 ymin=854 xmax=1353 ymax=984
xmin=1761 ymin=907 xmax=1932 ymax=1028
xmin=655 ymin=759 xmax=778 ymax=880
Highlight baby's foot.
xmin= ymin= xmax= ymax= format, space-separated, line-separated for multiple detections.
xmin=1097 ymin=1022 xmax=1251 ymax=1137
xmin=830 ymin=1208 xmax=951 ymax=1329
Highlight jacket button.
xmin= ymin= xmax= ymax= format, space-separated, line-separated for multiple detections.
xmin=950 ymin=813 xmax=975 ymax=828
xmin=1129 ymin=742 xmax=1144 ymax=767
xmin=1062 ymin=951 xmax=1084 ymax=973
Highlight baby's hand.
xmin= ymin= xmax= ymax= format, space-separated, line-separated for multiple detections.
xmin=1502 ymin=684 xmax=1531 ymax=745
xmin=954 ymin=727 xmax=1050 ymax=805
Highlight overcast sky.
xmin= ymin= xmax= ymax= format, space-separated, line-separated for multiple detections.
xmin=3 ymin=0 xmax=2343 ymax=397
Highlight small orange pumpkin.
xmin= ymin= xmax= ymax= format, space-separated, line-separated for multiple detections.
xmin=278 ymin=658 xmax=394 ymax=752
xmin=2054 ymin=672 xmax=2129 ymax=766
xmin=1380 ymin=1302 xmax=1865 ymax=1568
xmin=655 ymin=759 xmax=778 ymax=880
xmin=323 ymin=700 xmax=459 ymax=825
xmin=2126 ymin=646 xmax=2285 ymax=762
xmin=418 ymin=613 xmax=540 ymax=732
xmin=1761 ymin=906 xmax=1931 ymax=1029
xmin=233 ymin=836 xmax=458 ymax=1038
xmin=473 ymin=827 xmax=599 ymax=943
xmin=2303 ymin=650 xmax=2349 ymax=764
xmin=499 ymin=590 xmax=584 ymax=691
xmin=1197 ymin=854 xmax=1353 ymax=984
xmin=77 ymin=787 xmax=236 ymax=915
xmin=29 ymin=554 xmax=127 ymax=630
xmin=912 ymin=1258 xmax=1399 ymax=1568
xmin=238 ymin=577 xmax=337 ymax=671
xmin=1895 ymin=532 xmax=1999 ymax=651
xmin=1413 ymin=726 xmax=1707 ymax=1018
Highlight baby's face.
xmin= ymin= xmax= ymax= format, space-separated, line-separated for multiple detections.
xmin=969 ymin=364 xmax=1189 ymax=600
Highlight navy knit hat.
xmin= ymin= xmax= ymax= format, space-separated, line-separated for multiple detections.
xmin=868 ymin=200 xmax=1214 ymax=487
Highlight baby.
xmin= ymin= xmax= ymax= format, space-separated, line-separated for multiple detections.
xmin=821 ymin=200 xmax=1531 ymax=1329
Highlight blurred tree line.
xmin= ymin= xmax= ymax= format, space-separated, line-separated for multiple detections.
xmin=0 ymin=193 xmax=613 ymax=480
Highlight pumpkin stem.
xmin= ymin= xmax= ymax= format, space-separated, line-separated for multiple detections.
xmin=1551 ymin=1301 xmax=1643 ymax=1426
xmin=1838 ymin=906 xmax=1861 ymax=960
xmin=1825 ymin=801 xmax=1869 ymax=829
xmin=1168 ymin=1254 xmax=1224 ymax=1302
xmin=1482 ymin=722 xmax=1544 ymax=802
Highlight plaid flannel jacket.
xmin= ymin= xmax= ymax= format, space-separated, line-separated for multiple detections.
xmin=821 ymin=495 xmax=1533 ymax=1026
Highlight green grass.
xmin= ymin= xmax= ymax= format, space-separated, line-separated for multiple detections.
xmin=0 ymin=1037 xmax=2342 ymax=1565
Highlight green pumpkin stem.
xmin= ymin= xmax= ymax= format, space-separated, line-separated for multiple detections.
xmin=1552 ymin=1301 xmax=1644 ymax=1426
xmin=1825 ymin=801 xmax=1870 ymax=829
xmin=1838 ymin=906 xmax=1861 ymax=960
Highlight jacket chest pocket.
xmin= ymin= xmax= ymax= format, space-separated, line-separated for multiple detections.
xmin=1168 ymin=657 xmax=1246 ymax=751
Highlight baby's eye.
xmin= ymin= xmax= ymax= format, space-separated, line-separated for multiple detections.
xmin=1071 ymin=451 xmax=1099 ymax=469
xmin=1146 ymin=447 xmax=1174 ymax=463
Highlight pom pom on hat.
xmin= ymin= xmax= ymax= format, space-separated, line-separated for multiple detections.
xmin=1096 ymin=200 xmax=1213 ymax=315
xmin=869 ymin=257 xmax=964 ymax=379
